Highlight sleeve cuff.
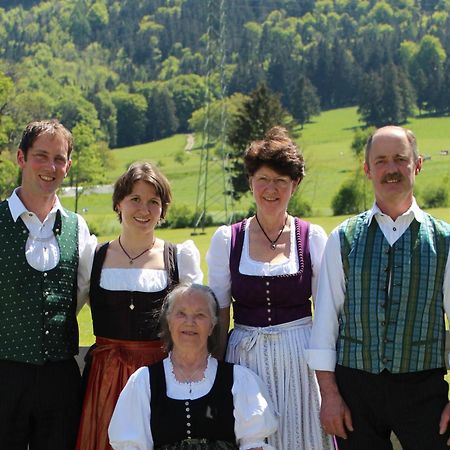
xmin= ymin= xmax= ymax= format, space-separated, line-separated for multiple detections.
xmin=239 ymin=441 xmax=276 ymax=450
xmin=306 ymin=349 xmax=337 ymax=371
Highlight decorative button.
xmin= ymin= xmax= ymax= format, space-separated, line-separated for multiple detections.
xmin=266 ymin=281 xmax=270 ymax=286
xmin=43 ymin=273 xmax=48 ymax=277
xmin=186 ymin=430 xmax=191 ymax=435
xmin=267 ymin=309 xmax=271 ymax=313
xmin=186 ymin=407 xmax=190 ymax=412
xmin=44 ymin=351 xmax=48 ymax=355
xmin=393 ymin=227 xmax=396 ymax=231
xmin=266 ymin=290 xmax=270 ymax=294
xmin=268 ymin=317 xmax=272 ymax=322
xmin=45 ymin=330 xmax=49 ymax=335
xmin=187 ymin=422 xmax=191 ymax=427
xmin=44 ymin=311 xmax=49 ymax=316
xmin=187 ymin=414 xmax=191 ymax=419
xmin=185 ymin=401 xmax=189 ymax=405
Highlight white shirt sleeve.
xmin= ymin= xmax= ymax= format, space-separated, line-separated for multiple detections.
xmin=206 ymin=225 xmax=232 ymax=308
xmin=309 ymin=224 xmax=328 ymax=301
xmin=443 ymin=246 xmax=450 ymax=325
xmin=177 ymin=239 xmax=203 ymax=284
xmin=308 ymin=226 xmax=346 ymax=371
xmin=232 ymin=365 xmax=278 ymax=450
xmin=109 ymin=367 xmax=153 ymax=450
xmin=76 ymin=214 xmax=97 ymax=314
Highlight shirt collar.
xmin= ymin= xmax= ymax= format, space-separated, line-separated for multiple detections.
xmin=7 ymin=188 xmax=68 ymax=222
xmin=366 ymin=197 xmax=424 ymax=225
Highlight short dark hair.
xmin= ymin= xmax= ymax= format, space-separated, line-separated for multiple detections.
xmin=112 ymin=162 xmax=172 ymax=222
xmin=365 ymin=126 xmax=418 ymax=164
xmin=19 ymin=120 xmax=73 ymax=158
xmin=159 ymin=283 xmax=221 ymax=354
xmin=244 ymin=126 xmax=305 ymax=181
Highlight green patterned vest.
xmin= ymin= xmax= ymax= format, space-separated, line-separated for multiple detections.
xmin=0 ymin=200 xmax=79 ymax=365
xmin=338 ymin=211 xmax=450 ymax=373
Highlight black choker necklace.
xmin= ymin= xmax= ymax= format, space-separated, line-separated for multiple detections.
xmin=118 ymin=236 xmax=155 ymax=265
xmin=255 ymin=214 xmax=288 ymax=250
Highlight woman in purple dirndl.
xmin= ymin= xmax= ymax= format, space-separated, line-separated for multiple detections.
xmin=207 ymin=127 xmax=334 ymax=450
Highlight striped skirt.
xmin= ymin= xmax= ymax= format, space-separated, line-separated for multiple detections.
xmin=226 ymin=317 xmax=334 ymax=450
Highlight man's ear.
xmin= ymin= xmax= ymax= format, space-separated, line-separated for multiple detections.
xmin=415 ymin=156 xmax=422 ymax=175
xmin=363 ymin=161 xmax=371 ymax=180
xmin=17 ymin=149 xmax=26 ymax=168
xmin=65 ymin=159 xmax=72 ymax=176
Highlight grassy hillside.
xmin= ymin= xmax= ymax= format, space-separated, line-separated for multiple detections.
xmin=64 ymin=107 xmax=450 ymax=221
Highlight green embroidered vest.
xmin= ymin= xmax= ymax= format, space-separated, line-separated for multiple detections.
xmin=338 ymin=211 xmax=450 ymax=373
xmin=0 ymin=200 xmax=79 ymax=365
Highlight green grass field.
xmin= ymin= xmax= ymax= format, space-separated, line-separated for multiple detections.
xmin=67 ymin=106 xmax=450 ymax=345
xmin=65 ymin=107 xmax=450 ymax=220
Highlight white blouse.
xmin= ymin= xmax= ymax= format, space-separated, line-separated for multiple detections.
xmin=206 ymin=216 xmax=327 ymax=308
xmin=109 ymin=356 xmax=278 ymax=450
xmin=100 ymin=240 xmax=203 ymax=291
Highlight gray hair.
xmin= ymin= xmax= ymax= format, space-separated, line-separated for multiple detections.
xmin=159 ymin=283 xmax=221 ymax=354
xmin=365 ymin=126 xmax=418 ymax=164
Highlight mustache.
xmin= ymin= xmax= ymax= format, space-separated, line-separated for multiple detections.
xmin=382 ymin=173 xmax=403 ymax=183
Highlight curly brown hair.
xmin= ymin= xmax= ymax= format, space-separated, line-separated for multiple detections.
xmin=244 ymin=126 xmax=305 ymax=181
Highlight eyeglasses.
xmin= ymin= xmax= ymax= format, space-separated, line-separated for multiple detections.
xmin=252 ymin=175 xmax=292 ymax=188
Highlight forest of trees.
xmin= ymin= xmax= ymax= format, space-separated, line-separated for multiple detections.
xmin=1 ymin=0 xmax=450 ymax=191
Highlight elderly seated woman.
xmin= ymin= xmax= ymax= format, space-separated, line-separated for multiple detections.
xmin=108 ymin=282 xmax=277 ymax=450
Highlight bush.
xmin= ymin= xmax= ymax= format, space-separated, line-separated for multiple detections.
xmin=332 ymin=178 xmax=365 ymax=215
xmin=165 ymin=204 xmax=195 ymax=228
xmin=288 ymin=193 xmax=312 ymax=218
xmin=421 ymin=185 xmax=449 ymax=208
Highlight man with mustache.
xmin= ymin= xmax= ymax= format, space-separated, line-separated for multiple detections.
xmin=0 ymin=120 xmax=96 ymax=450
xmin=308 ymin=126 xmax=450 ymax=449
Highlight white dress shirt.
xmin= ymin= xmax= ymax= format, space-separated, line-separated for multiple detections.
xmin=307 ymin=199 xmax=450 ymax=371
xmin=7 ymin=189 xmax=97 ymax=313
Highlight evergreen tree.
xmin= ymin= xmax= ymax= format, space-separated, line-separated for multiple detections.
xmin=227 ymin=82 xmax=295 ymax=198
xmin=357 ymin=64 xmax=415 ymax=126
xmin=290 ymin=75 xmax=320 ymax=128
xmin=145 ymin=87 xmax=179 ymax=141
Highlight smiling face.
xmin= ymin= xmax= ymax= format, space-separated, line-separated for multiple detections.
xmin=364 ymin=127 xmax=422 ymax=216
xmin=116 ymin=180 xmax=162 ymax=233
xmin=250 ymin=165 xmax=299 ymax=217
xmin=17 ymin=133 xmax=71 ymax=199
xmin=168 ymin=290 xmax=214 ymax=353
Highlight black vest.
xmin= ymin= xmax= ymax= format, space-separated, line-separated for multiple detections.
xmin=149 ymin=360 xmax=237 ymax=448
xmin=89 ymin=241 xmax=179 ymax=340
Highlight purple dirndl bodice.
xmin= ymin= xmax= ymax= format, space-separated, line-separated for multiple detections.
xmin=229 ymin=217 xmax=313 ymax=327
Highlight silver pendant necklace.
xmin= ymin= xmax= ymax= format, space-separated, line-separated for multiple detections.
xmin=171 ymin=356 xmax=208 ymax=394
